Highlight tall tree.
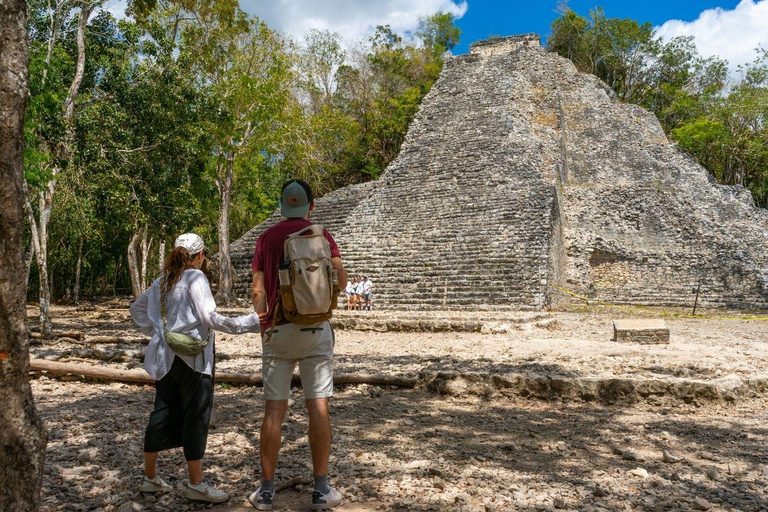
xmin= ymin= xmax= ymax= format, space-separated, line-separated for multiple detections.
xmin=180 ymin=3 xmax=293 ymax=303
xmin=25 ymin=0 xmax=98 ymax=336
xmin=416 ymin=11 xmax=461 ymax=54
xmin=0 ymin=0 xmax=48 ymax=509
xmin=299 ymin=29 xmax=345 ymax=114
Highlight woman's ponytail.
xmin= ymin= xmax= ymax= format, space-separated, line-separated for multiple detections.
xmin=162 ymin=246 xmax=192 ymax=295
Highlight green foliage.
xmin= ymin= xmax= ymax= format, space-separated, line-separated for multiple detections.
xmin=416 ymin=11 xmax=462 ymax=54
xmin=23 ymin=2 xmax=459 ymax=298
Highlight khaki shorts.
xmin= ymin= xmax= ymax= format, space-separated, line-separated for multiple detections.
xmin=261 ymin=321 xmax=334 ymax=400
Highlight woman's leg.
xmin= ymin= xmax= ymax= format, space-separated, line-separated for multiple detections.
xmin=143 ymin=369 xmax=183 ymax=476
xmin=144 ymin=452 xmax=159 ymax=478
xmin=187 ymin=460 xmax=204 ymax=485
xmin=178 ymin=370 xmax=214 ymax=477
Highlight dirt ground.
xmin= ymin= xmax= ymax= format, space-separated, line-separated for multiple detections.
xmin=28 ymin=302 xmax=768 ymax=512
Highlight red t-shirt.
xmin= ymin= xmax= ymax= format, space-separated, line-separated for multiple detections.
xmin=251 ymin=218 xmax=340 ymax=328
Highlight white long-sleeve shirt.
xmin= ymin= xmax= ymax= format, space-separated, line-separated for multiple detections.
xmin=130 ymin=269 xmax=261 ymax=380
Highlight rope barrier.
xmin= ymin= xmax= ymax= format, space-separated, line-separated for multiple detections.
xmin=549 ymin=283 xmax=768 ymax=321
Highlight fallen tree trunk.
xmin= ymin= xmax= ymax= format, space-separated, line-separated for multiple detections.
xmin=31 ymin=359 xmax=151 ymax=383
xmin=29 ymin=359 xmax=418 ymax=388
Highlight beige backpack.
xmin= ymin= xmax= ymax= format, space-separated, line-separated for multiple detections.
xmin=272 ymin=224 xmax=339 ymax=330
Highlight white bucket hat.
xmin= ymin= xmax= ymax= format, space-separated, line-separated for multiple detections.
xmin=174 ymin=233 xmax=205 ymax=255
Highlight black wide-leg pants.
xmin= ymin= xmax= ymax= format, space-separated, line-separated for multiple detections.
xmin=143 ymin=356 xmax=213 ymax=461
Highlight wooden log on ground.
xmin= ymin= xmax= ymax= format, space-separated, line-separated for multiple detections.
xmin=31 ymin=359 xmax=152 ymax=384
xmin=29 ymin=359 xmax=417 ymax=388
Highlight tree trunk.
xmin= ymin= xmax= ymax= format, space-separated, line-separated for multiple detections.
xmin=158 ymin=239 xmax=166 ymax=276
xmin=23 ymin=241 xmax=35 ymax=290
xmin=29 ymin=359 xmax=418 ymax=388
xmin=36 ymin=182 xmax=54 ymax=338
xmin=127 ymin=229 xmax=143 ymax=300
xmin=215 ymin=156 xmax=236 ymax=305
xmin=28 ymin=1 xmax=94 ymax=340
xmin=63 ymin=1 xmax=94 ymax=126
xmin=22 ymin=188 xmax=38 ymax=290
xmin=139 ymin=232 xmax=151 ymax=292
xmin=73 ymin=237 xmax=83 ymax=303
xmin=113 ymin=255 xmax=121 ymax=296
xmin=0 ymin=1 xmax=48 ymax=509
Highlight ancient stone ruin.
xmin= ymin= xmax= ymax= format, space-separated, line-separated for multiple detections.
xmin=231 ymin=34 xmax=768 ymax=311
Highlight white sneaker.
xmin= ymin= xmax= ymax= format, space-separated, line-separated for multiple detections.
xmin=311 ymin=486 xmax=342 ymax=510
xmin=183 ymin=480 xmax=230 ymax=503
xmin=139 ymin=475 xmax=173 ymax=493
xmin=248 ymin=485 xmax=274 ymax=510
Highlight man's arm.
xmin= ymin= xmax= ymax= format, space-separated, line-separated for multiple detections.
xmin=252 ymin=271 xmax=267 ymax=314
xmin=252 ymin=271 xmax=269 ymax=335
xmin=332 ymin=256 xmax=347 ymax=290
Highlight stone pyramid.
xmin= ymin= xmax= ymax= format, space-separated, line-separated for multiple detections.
xmin=230 ymin=34 xmax=768 ymax=311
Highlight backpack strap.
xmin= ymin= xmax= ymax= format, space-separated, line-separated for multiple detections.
xmin=285 ymin=223 xmax=325 ymax=241
xmin=264 ymin=291 xmax=284 ymax=344
xmin=283 ymin=224 xmax=328 ymax=260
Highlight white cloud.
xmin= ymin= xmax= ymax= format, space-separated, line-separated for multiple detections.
xmin=94 ymin=0 xmax=468 ymax=51
xmin=655 ymin=0 xmax=768 ymax=75
xmin=100 ymin=0 xmax=128 ymax=20
xmin=239 ymin=0 xmax=468 ymax=47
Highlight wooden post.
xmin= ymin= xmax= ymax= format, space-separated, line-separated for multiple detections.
xmin=692 ymin=284 xmax=701 ymax=316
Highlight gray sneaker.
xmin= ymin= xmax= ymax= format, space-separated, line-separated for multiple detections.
xmin=311 ymin=486 xmax=342 ymax=510
xmin=183 ymin=481 xmax=229 ymax=503
xmin=248 ymin=485 xmax=274 ymax=510
xmin=139 ymin=475 xmax=173 ymax=493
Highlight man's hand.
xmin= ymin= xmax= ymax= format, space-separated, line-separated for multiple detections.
xmin=258 ymin=312 xmax=269 ymax=337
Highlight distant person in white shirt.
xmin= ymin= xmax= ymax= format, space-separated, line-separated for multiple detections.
xmin=345 ymin=279 xmax=355 ymax=310
xmin=354 ymin=275 xmax=365 ymax=310
xmin=130 ymin=233 xmax=266 ymax=503
xmin=362 ymin=276 xmax=374 ymax=311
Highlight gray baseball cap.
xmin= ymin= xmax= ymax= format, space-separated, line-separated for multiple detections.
xmin=280 ymin=180 xmax=313 ymax=218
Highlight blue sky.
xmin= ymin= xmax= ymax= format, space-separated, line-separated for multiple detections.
xmin=452 ymin=0 xmax=742 ymax=54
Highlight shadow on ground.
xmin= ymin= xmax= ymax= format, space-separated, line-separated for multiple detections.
xmin=34 ymin=365 xmax=768 ymax=512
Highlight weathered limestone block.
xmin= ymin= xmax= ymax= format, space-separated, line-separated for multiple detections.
xmin=613 ymin=319 xmax=670 ymax=344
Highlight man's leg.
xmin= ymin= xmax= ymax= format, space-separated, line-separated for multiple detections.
xmin=306 ymin=398 xmax=331 ymax=476
xmin=260 ymin=399 xmax=289 ymax=480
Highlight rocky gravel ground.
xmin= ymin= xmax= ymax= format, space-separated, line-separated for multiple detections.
xmin=28 ymin=302 xmax=768 ymax=511
xmin=30 ymin=304 xmax=768 ymax=383
xmin=34 ymin=378 xmax=768 ymax=512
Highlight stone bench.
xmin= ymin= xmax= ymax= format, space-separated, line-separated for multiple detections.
xmin=613 ymin=319 xmax=670 ymax=344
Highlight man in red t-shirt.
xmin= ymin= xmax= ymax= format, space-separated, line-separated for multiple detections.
xmin=249 ymin=179 xmax=347 ymax=511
